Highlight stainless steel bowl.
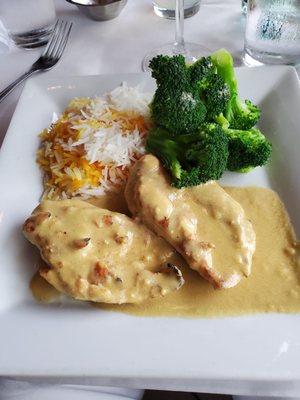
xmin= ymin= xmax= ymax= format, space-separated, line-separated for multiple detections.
xmin=65 ymin=0 xmax=127 ymax=21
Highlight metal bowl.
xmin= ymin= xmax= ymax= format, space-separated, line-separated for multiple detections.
xmin=65 ymin=0 xmax=127 ymax=21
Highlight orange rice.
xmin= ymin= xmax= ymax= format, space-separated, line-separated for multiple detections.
xmin=37 ymin=84 xmax=152 ymax=200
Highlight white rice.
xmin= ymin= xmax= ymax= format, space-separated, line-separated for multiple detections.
xmin=38 ymin=82 xmax=152 ymax=200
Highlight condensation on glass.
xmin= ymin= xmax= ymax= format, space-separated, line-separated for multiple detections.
xmin=244 ymin=0 xmax=300 ymax=65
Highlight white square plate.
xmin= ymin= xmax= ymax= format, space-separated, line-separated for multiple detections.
xmin=0 ymin=67 xmax=300 ymax=396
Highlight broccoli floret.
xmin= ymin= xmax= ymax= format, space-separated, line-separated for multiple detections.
xmin=189 ymin=56 xmax=231 ymax=122
xmin=225 ymin=127 xmax=272 ymax=171
xmin=227 ymin=98 xmax=261 ymax=130
xmin=189 ymin=56 xmax=215 ymax=84
xmin=200 ymin=74 xmax=231 ymax=121
xmin=208 ymin=49 xmax=271 ymax=171
xmin=211 ymin=49 xmax=260 ymax=130
xmin=146 ymin=123 xmax=229 ymax=188
xmin=149 ymin=55 xmax=207 ymax=135
xmin=151 ymin=87 xmax=207 ymax=135
xmin=149 ymin=54 xmax=189 ymax=89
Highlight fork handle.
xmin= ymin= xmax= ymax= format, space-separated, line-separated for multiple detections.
xmin=0 ymin=68 xmax=36 ymax=104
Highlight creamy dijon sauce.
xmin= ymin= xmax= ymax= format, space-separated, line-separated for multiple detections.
xmin=30 ymin=194 xmax=131 ymax=304
xmin=126 ymin=155 xmax=256 ymax=289
xmin=26 ymin=199 xmax=183 ymax=304
xmin=31 ymin=187 xmax=300 ymax=317
xmin=87 ymin=192 xmax=129 ymax=215
xmin=30 ymin=271 xmax=61 ymax=303
xmin=99 ymin=187 xmax=300 ymax=317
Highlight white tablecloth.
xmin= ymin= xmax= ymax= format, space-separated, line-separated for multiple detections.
xmin=0 ymin=1 xmax=299 ymax=398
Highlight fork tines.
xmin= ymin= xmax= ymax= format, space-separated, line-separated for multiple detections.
xmin=43 ymin=20 xmax=73 ymax=61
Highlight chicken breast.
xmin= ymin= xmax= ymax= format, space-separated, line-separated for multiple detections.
xmin=23 ymin=199 xmax=184 ymax=304
xmin=125 ymin=155 xmax=256 ymax=289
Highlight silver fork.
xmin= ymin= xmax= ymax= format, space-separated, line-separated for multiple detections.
xmin=0 ymin=20 xmax=72 ymax=104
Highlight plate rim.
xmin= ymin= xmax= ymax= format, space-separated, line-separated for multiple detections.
xmin=1 ymin=66 xmax=300 ymax=395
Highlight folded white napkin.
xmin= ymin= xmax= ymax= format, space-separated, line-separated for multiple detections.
xmin=0 ymin=379 xmax=144 ymax=400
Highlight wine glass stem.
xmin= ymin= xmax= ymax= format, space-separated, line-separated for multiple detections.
xmin=173 ymin=0 xmax=186 ymax=54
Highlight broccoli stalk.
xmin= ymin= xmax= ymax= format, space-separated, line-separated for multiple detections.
xmin=146 ymin=124 xmax=229 ymax=188
xmin=211 ymin=49 xmax=261 ymax=130
xmin=208 ymin=49 xmax=271 ymax=171
xmin=145 ymin=130 xmax=183 ymax=180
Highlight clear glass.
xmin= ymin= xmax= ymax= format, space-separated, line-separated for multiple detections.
xmin=153 ymin=0 xmax=201 ymax=19
xmin=143 ymin=0 xmax=209 ymax=71
xmin=244 ymin=0 xmax=300 ymax=65
xmin=0 ymin=0 xmax=56 ymax=49
xmin=242 ymin=0 xmax=248 ymax=15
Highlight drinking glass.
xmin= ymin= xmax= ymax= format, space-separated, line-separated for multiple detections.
xmin=0 ymin=0 xmax=56 ymax=48
xmin=244 ymin=0 xmax=300 ymax=65
xmin=153 ymin=0 xmax=201 ymax=19
xmin=142 ymin=0 xmax=209 ymax=71
xmin=242 ymin=0 xmax=248 ymax=15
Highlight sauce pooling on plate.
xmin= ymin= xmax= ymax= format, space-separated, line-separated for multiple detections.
xmin=99 ymin=187 xmax=300 ymax=317
xmin=30 ymin=270 xmax=61 ymax=303
xmin=31 ymin=187 xmax=300 ymax=317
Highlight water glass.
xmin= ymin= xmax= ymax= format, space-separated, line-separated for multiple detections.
xmin=242 ymin=0 xmax=248 ymax=15
xmin=153 ymin=0 xmax=201 ymax=19
xmin=244 ymin=0 xmax=300 ymax=65
xmin=0 ymin=0 xmax=56 ymax=48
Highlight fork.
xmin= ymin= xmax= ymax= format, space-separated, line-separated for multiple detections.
xmin=0 ymin=20 xmax=73 ymax=104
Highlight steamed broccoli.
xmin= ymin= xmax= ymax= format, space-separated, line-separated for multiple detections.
xmin=146 ymin=123 xmax=229 ymax=188
xmin=149 ymin=54 xmax=190 ymax=90
xmin=211 ymin=49 xmax=260 ymax=130
xmin=148 ymin=50 xmax=272 ymax=180
xmin=149 ymin=55 xmax=207 ymax=134
xmin=189 ymin=56 xmax=216 ymax=84
xmin=189 ymin=56 xmax=231 ymax=122
xmin=208 ymin=49 xmax=271 ymax=170
xmin=225 ymin=127 xmax=272 ymax=172
xmin=200 ymin=74 xmax=231 ymax=121
xmin=151 ymin=87 xmax=207 ymax=135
